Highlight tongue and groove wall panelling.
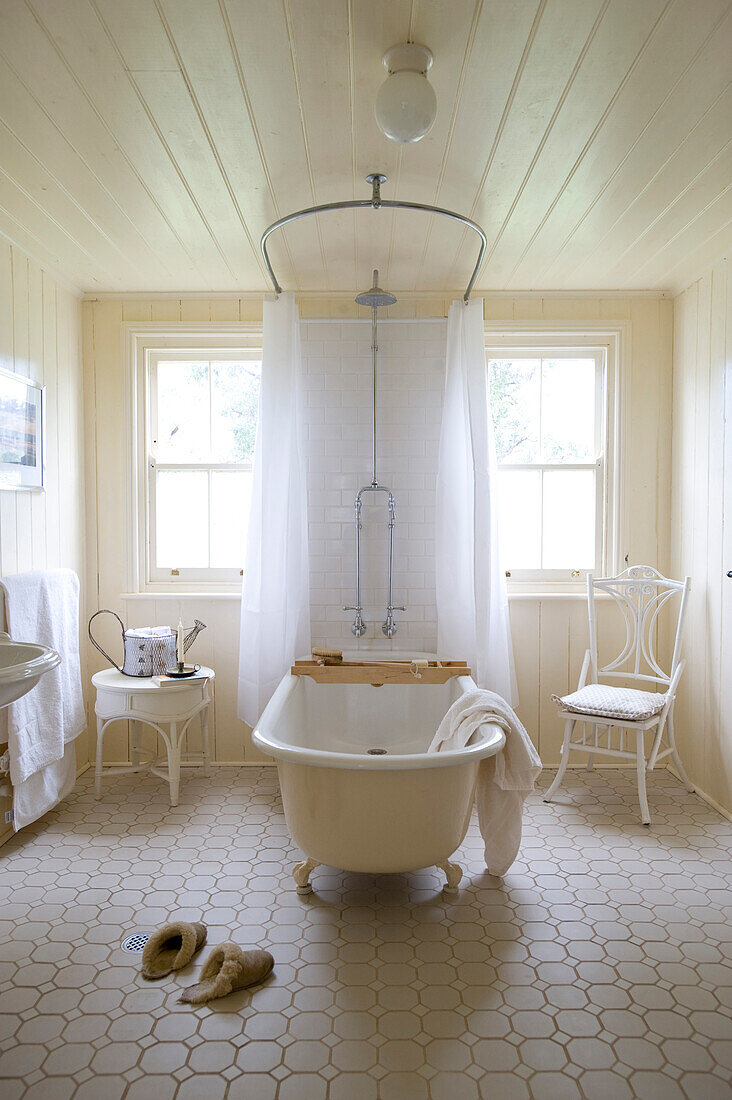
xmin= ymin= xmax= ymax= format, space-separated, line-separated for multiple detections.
xmin=0 ymin=240 xmax=87 ymax=766
xmin=671 ymin=259 xmax=732 ymax=815
xmin=84 ymin=297 xmax=128 ymax=765
xmin=83 ymin=292 xmax=672 ymax=767
xmin=706 ymin=267 xmax=730 ymax=813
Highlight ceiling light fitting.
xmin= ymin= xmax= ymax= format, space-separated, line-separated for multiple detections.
xmin=375 ymin=43 xmax=437 ymax=144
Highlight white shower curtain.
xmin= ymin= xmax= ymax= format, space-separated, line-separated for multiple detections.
xmin=237 ymin=292 xmax=311 ymax=727
xmin=436 ymin=298 xmax=518 ymax=705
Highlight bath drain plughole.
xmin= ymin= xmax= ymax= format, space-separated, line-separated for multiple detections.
xmin=367 ymin=748 xmax=387 ymax=755
xmin=121 ymin=932 xmax=151 ymax=953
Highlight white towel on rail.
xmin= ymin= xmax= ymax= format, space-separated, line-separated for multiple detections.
xmin=0 ymin=569 xmax=86 ymax=830
xmin=430 ymin=689 xmax=541 ymax=876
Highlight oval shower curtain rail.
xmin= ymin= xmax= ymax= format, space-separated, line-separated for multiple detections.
xmin=260 ymin=173 xmax=487 ymax=303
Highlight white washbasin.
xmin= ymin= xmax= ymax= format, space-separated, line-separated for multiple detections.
xmin=0 ymin=632 xmax=61 ymax=709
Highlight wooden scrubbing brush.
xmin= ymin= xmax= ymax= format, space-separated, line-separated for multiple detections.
xmin=312 ymin=647 xmax=343 ymax=665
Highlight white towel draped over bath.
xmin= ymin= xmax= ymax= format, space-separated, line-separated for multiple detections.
xmin=430 ymin=689 xmax=541 ymax=876
xmin=0 ymin=569 xmax=86 ymax=830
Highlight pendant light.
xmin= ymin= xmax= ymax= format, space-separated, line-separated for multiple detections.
xmin=374 ymin=43 xmax=437 ymax=144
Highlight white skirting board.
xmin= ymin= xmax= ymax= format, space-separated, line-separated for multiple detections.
xmin=666 ymin=763 xmax=732 ymax=822
xmin=0 ymin=760 xmax=92 ymax=851
xmin=96 ymin=758 xmax=276 ymax=769
xmin=3 ymin=762 xmax=725 ymax=854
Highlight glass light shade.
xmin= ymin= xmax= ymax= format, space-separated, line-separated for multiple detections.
xmin=375 ymin=70 xmax=437 ymax=144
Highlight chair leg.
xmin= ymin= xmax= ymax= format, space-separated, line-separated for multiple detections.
xmin=201 ymin=706 xmax=211 ymax=778
xmin=94 ymin=717 xmax=104 ymax=799
xmin=666 ymin=712 xmax=694 ymax=792
xmin=586 ymin=723 xmax=596 ymax=771
xmin=544 ymin=719 xmax=575 ymax=802
xmin=636 ymin=728 xmax=651 ymax=826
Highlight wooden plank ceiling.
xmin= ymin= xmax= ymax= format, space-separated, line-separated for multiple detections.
xmin=0 ymin=0 xmax=729 ymax=295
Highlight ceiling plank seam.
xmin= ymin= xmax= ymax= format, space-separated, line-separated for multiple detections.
xmin=445 ymin=0 xmax=547 ymax=287
xmin=411 ymin=0 xmax=485 ymax=292
xmin=282 ymin=0 xmax=331 ymax=291
xmin=24 ymin=0 xmax=214 ymax=289
xmin=505 ymin=0 xmax=678 ymax=287
xmin=452 ymin=0 xmax=612 ymax=286
xmin=217 ymin=0 xmax=301 ymax=290
xmin=151 ymin=0 xmax=269 ymax=285
xmin=549 ymin=12 xmax=732 ymax=286
xmin=87 ymin=0 xmax=239 ymax=285
xmin=0 ymin=46 xmax=176 ymax=281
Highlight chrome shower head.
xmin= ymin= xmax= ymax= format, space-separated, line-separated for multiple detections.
xmin=355 ymin=269 xmax=397 ymax=308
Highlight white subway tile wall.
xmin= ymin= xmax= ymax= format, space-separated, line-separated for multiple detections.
xmin=301 ymin=319 xmax=446 ymax=652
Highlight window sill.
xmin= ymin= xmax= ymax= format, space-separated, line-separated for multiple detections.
xmin=507 ymin=588 xmax=612 ymax=600
xmin=121 ymin=592 xmax=242 ymax=601
xmin=120 ymin=589 xmax=606 ymax=604
xmin=508 ymin=591 xmax=584 ymax=600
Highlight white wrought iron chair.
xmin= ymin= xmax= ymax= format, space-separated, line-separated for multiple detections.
xmin=543 ymin=565 xmax=693 ymax=824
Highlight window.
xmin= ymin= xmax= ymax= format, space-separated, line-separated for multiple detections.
xmin=145 ymin=351 xmax=261 ymax=585
xmin=488 ymin=346 xmax=606 ymax=583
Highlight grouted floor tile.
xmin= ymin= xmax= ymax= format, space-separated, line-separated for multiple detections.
xmin=0 ymin=767 xmax=730 ymax=1099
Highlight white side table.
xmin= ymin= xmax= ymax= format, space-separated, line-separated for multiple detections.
xmin=92 ymin=668 xmax=214 ymax=807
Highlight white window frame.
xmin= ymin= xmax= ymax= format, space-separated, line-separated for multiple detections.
xmin=125 ymin=325 xmax=262 ymax=594
xmin=485 ymin=323 xmax=628 ymax=593
xmin=147 ymin=350 xmax=261 ymax=586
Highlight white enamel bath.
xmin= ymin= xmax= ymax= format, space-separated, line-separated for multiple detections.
xmin=252 ymin=654 xmax=505 ymax=893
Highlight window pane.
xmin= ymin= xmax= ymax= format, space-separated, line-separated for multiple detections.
xmin=497 ymin=469 xmax=541 ymax=569
xmin=541 ymin=358 xmax=596 ymax=462
xmin=489 ymin=359 xmax=540 ymax=462
xmin=210 ymin=471 xmax=252 ymax=568
xmin=156 ymin=470 xmax=209 ymax=567
xmin=542 ymin=469 xmax=596 ymax=569
xmin=211 ymin=361 xmax=261 ymax=463
xmin=156 ymin=362 xmax=210 ymax=462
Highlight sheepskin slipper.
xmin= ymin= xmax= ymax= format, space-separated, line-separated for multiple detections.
xmin=178 ymin=943 xmax=275 ymax=1005
xmin=141 ymin=920 xmax=207 ymax=980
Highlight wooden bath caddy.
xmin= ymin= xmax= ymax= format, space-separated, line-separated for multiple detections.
xmin=291 ymin=659 xmax=470 ymax=685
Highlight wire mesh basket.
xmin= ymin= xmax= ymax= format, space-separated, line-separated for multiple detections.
xmin=88 ymin=611 xmax=206 ymax=677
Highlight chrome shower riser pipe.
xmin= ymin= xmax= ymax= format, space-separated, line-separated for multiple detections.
xmin=341 ymin=266 xmax=406 ymax=638
xmin=382 ymin=494 xmax=404 ymax=639
xmin=343 ymin=486 xmax=405 ymax=638
xmin=370 ymin=304 xmax=378 ymax=487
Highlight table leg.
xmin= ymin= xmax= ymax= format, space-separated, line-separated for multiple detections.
xmin=167 ymin=722 xmax=181 ymax=807
xmin=130 ymin=720 xmax=143 ymax=768
xmin=94 ymin=716 xmax=104 ymax=799
xmin=201 ymin=706 xmax=212 ymax=777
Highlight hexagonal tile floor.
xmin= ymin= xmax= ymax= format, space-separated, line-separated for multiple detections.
xmin=0 ymin=766 xmax=730 ymax=1100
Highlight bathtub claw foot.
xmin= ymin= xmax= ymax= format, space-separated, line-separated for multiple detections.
xmin=293 ymin=858 xmax=321 ymax=895
xmin=437 ymin=859 xmax=463 ymax=894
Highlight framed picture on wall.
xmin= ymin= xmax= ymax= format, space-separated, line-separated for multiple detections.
xmin=0 ymin=367 xmax=45 ymax=491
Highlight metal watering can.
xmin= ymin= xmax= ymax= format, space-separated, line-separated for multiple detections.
xmin=88 ymin=611 xmax=206 ymax=677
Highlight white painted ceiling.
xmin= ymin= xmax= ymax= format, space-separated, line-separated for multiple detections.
xmin=0 ymin=0 xmax=730 ymax=295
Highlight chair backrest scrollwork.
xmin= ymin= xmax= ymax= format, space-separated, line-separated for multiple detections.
xmin=588 ymin=565 xmax=691 ymax=688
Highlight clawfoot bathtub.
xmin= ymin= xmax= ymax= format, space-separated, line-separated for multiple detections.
xmin=252 ymin=657 xmax=504 ymax=894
